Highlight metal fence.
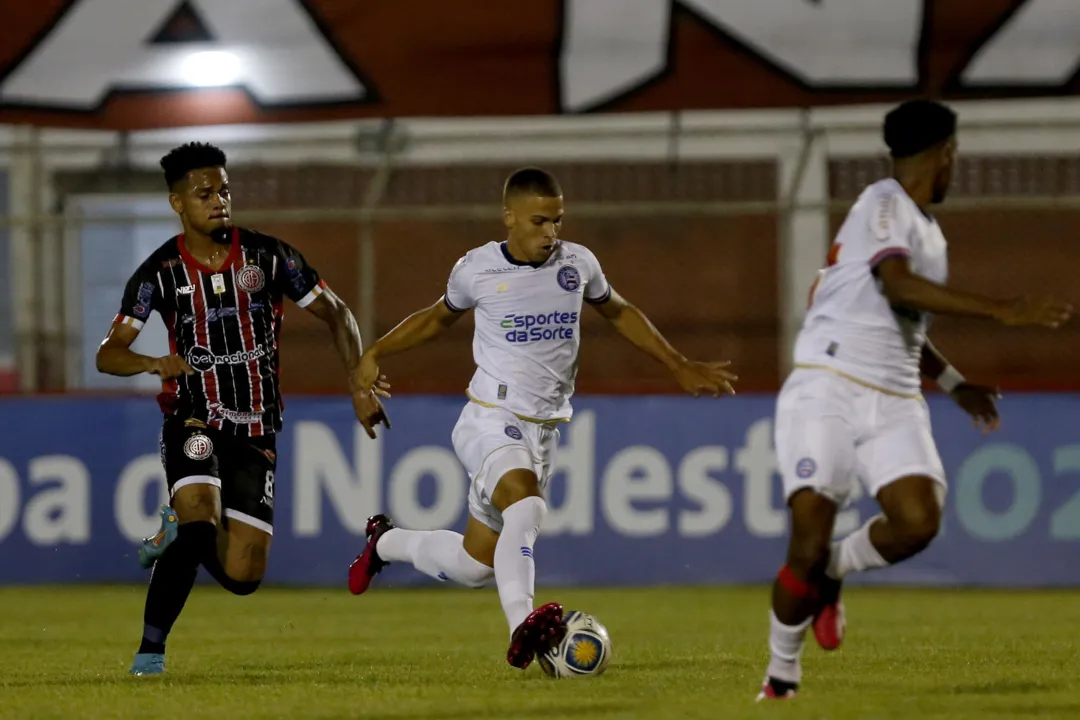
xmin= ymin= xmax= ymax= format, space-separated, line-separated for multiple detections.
xmin=3 ymin=102 xmax=1080 ymax=395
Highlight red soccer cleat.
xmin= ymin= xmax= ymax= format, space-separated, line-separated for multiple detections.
xmin=348 ymin=514 xmax=395 ymax=596
xmin=756 ymin=676 xmax=798 ymax=701
xmin=506 ymin=602 xmax=567 ymax=669
xmin=812 ymin=577 xmax=845 ymax=651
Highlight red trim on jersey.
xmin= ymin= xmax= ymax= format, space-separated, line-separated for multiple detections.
xmin=869 ymin=246 xmax=911 ymax=268
xmin=177 ymin=227 xmax=240 ymax=275
xmin=235 ymin=252 xmax=265 ymax=436
xmin=189 ymin=267 xmax=222 ymax=428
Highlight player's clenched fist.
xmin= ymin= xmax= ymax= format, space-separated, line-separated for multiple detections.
xmin=997 ymin=295 xmax=1073 ymax=328
xmin=147 ymin=354 xmax=195 ymax=378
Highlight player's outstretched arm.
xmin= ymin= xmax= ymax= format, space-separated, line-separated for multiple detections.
xmin=360 ymin=298 xmax=465 ymax=370
xmin=921 ymin=340 xmax=1001 ymax=434
xmin=352 ymin=297 xmax=467 ymax=401
xmin=590 ymin=289 xmax=737 ymax=397
xmin=877 ymin=258 xmax=1073 ymax=327
xmin=304 ymin=287 xmax=392 ymax=438
xmin=96 ymin=323 xmax=194 ymax=378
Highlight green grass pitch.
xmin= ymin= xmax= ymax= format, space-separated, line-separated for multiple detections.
xmin=1 ymin=585 xmax=1078 ymax=719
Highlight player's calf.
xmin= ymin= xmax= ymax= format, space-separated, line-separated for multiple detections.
xmin=763 ymin=489 xmax=837 ymax=692
xmin=491 ymin=471 xmax=546 ymax=626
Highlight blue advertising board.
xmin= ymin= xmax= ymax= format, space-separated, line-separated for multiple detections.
xmin=0 ymin=394 xmax=1077 ymax=587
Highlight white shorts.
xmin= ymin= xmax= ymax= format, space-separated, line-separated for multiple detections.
xmin=451 ymin=402 xmax=560 ymax=533
xmin=774 ymin=368 xmax=947 ymax=507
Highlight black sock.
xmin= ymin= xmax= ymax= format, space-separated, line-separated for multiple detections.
xmin=138 ymin=523 xmax=208 ymax=654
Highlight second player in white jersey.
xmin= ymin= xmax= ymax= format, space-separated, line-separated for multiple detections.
xmin=797 ymin=177 xmax=948 ymax=396
xmin=346 ymin=167 xmax=737 ymax=671
xmin=758 ymin=99 xmax=1072 ymax=703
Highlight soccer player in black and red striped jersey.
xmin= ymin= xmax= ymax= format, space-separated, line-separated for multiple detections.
xmin=96 ymin=142 xmax=390 ymax=676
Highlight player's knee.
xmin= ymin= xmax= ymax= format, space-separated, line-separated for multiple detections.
xmin=223 ymin=551 xmax=267 ymax=588
xmin=173 ymin=485 xmax=220 ymax=524
xmin=458 ymin=563 xmax=495 ymax=589
xmin=491 ymin=469 xmax=542 ymax=511
xmin=224 ymin=533 xmax=271 ymax=585
xmin=892 ymin=501 xmax=941 ymax=554
xmin=223 ymin=577 xmax=262 ymax=596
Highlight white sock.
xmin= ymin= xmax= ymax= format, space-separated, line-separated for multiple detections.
xmin=766 ymin=611 xmax=812 ymax=684
xmin=494 ymin=496 xmax=547 ymax=634
xmin=827 ymin=514 xmax=890 ymax=580
xmin=377 ymin=528 xmax=494 ymax=588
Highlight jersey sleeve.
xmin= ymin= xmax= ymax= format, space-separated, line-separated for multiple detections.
xmin=275 ymin=240 xmax=327 ymax=307
xmin=582 ymin=248 xmax=612 ymax=304
xmin=867 ymin=192 xmax=916 ymax=270
xmin=444 ymin=255 xmax=475 ymax=312
xmin=113 ymin=266 xmax=159 ymax=332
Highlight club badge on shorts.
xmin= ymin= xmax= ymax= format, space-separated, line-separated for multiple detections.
xmin=183 ymin=434 xmax=214 ymax=461
xmin=796 ymin=458 xmax=817 ymax=479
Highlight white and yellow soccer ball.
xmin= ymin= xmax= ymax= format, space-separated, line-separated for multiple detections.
xmin=538 ymin=610 xmax=612 ymax=678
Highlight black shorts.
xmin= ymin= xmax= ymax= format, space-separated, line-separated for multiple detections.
xmin=159 ymin=416 xmax=277 ymax=534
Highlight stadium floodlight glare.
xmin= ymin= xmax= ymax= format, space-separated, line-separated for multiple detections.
xmin=180 ymin=50 xmax=242 ymax=87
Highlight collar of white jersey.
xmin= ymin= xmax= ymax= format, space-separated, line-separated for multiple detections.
xmin=500 ymin=241 xmax=559 ymax=269
xmin=880 ymin=178 xmax=937 ymax=224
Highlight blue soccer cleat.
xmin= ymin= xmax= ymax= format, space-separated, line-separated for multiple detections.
xmin=129 ymin=652 xmax=165 ymax=676
xmin=137 ymin=505 xmax=179 ymax=569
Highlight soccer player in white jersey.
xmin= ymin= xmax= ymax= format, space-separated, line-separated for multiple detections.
xmin=346 ymin=167 xmax=737 ymax=669
xmin=757 ymin=100 xmax=1072 ymax=701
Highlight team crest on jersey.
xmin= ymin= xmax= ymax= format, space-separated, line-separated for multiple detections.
xmin=796 ymin=458 xmax=817 ymax=479
xmin=557 ymin=265 xmax=581 ymax=292
xmin=183 ymin=434 xmax=214 ymax=461
xmin=237 ymin=265 xmax=266 ymax=293
xmin=505 ymin=425 xmax=524 ymax=441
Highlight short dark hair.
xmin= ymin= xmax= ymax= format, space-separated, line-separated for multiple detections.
xmin=503 ymin=167 xmax=562 ymax=202
xmin=883 ymin=100 xmax=957 ymax=159
xmin=160 ymin=142 xmax=227 ymax=188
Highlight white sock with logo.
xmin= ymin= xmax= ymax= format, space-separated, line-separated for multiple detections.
xmin=377 ymin=528 xmax=493 ymax=587
xmin=766 ymin=611 xmax=812 ymax=684
xmin=494 ymin=496 xmax=547 ymax=635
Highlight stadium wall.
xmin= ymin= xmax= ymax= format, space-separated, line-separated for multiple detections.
xmin=1 ymin=394 xmax=1077 ymax=588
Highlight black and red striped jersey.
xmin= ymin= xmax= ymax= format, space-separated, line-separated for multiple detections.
xmin=113 ymin=227 xmax=326 ymax=436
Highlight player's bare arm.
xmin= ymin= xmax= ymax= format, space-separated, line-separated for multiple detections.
xmin=876 ymin=257 xmax=1072 ymax=327
xmin=96 ymin=323 xmax=194 ymax=379
xmin=304 ymin=288 xmax=391 ymax=439
xmin=590 ymin=288 xmax=737 ymax=397
xmin=920 ymin=340 xmax=1000 ymax=434
xmin=356 ymin=298 xmax=467 ymax=393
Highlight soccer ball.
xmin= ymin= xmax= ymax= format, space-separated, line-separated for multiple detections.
xmin=538 ymin=610 xmax=612 ymax=678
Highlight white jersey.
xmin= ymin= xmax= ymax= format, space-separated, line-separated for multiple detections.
xmin=794 ymin=178 xmax=948 ymax=396
xmin=445 ymin=240 xmax=611 ymax=421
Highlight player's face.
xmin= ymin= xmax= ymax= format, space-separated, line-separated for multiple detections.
xmin=171 ymin=166 xmax=233 ymax=242
xmin=504 ymin=195 xmax=564 ymax=263
xmin=931 ymin=136 xmax=957 ymax=204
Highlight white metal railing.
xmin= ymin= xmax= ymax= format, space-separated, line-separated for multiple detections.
xmin=4 ymin=97 xmax=1080 ymax=391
